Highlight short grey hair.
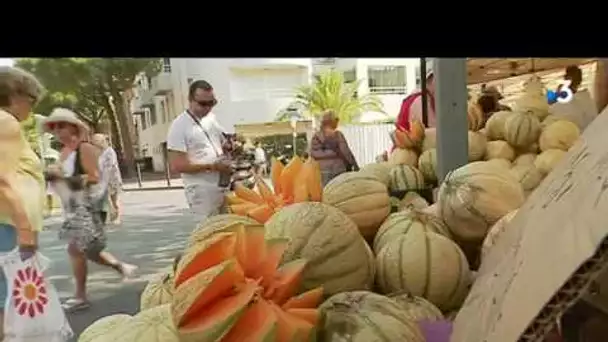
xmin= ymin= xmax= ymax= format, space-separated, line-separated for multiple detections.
xmin=0 ymin=66 xmax=46 ymax=106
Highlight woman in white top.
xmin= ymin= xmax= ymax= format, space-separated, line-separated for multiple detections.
xmin=91 ymin=134 xmax=123 ymax=224
xmin=43 ymin=108 xmax=135 ymax=312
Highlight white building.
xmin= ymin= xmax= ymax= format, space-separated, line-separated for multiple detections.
xmin=132 ymin=58 xmax=422 ymax=171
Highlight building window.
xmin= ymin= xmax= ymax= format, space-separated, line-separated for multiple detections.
xmin=343 ymin=68 xmax=357 ymax=83
xmin=415 ymin=66 xmax=421 ymax=89
xmin=368 ymin=66 xmax=407 ymax=95
xmin=141 ymin=111 xmax=148 ymax=130
xmin=149 ymin=105 xmax=157 ymax=126
xmin=162 ymin=58 xmax=171 ymax=73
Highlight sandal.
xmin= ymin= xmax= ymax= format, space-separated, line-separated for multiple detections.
xmin=61 ymin=298 xmax=91 ymax=312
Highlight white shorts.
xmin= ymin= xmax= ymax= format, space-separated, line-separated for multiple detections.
xmin=183 ymin=183 xmax=225 ymax=222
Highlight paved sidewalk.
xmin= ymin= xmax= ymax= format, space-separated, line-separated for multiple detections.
xmin=123 ymin=178 xmax=184 ymax=191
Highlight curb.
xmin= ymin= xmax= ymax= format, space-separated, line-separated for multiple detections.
xmin=123 ymin=186 xmax=184 ymax=192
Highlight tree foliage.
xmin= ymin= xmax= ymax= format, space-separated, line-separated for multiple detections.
xmin=15 ymin=58 xmax=161 ymax=174
xmin=293 ymin=70 xmax=385 ymax=124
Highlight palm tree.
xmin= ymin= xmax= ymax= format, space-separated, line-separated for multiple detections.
xmin=293 ymin=70 xmax=385 ymax=124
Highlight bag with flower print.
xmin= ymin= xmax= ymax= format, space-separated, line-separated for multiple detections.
xmin=1 ymin=250 xmax=73 ymax=342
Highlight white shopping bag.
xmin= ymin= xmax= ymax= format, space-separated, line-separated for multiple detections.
xmin=1 ymin=251 xmax=73 ymax=342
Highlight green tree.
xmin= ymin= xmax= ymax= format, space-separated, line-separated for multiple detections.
xmin=293 ymin=70 xmax=385 ymax=124
xmin=15 ymin=58 xmax=161 ymax=176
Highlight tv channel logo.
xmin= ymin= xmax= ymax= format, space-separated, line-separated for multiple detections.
xmin=547 ymin=80 xmax=574 ymax=104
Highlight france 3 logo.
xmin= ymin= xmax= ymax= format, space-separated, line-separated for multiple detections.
xmin=547 ymin=80 xmax=574 ymax=104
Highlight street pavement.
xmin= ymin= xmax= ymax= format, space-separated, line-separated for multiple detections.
xmin=40 ymin=189 xmax=199 ymax=341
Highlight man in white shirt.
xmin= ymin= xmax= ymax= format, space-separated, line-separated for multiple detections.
xmin=253 ymin=141 xmax=267 ymax=177
xmin=549 ymin=65 xmax=598 ymax=132
xmin=167 ymin=80 xmax=232 ymax=221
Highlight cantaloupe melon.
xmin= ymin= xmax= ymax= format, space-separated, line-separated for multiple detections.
xmin=398 ymin=192 xmax=429 ymax=212
xmin=323 ymin=172 xmax=391 ymax=240
xmin=189 ymin=214 xmax=258 ymax=246
xmin=319 ymin=291 xmax=425 ymax=342
xmin=388 ymin=148 xmax=418 ymax=167
xmin=418 ymin=148 xmax=438 ymax=184
xmin=422 ymin=128 xmax=436 ymax=152
xmin=358 ymin=162 xmax=391 ymax=186
xmin=438 ymin=161 xmax=525 ymax=242
xmin=467 ymin=101 xmax=484 ymax=131
xmin=173 ymin=223 xmax=321 ymax=341
xmin=140 ymin=269 xmax=174 ymax=311
xmin=388 ymin=164 xmax=426 ymax=194
xmin=480 ymin=209 xmax=518 ymax=262
xmin=485 ymin=158 xmax=511 ymax=170
xmin=539 ymin=119 xmax=580 ymax=152
xmin=485 ymin=111 xmax=514 ymax=140
xmin=484 ymin=140 xmax=515 ymax=161
xmin=376 ymin=231 xmax=471 ymax=311
xmin=468 ymin=131 xmax=487 ymax=161
xmin=513 ymin=75 xmax=550 ymax=120
xmin=523 ymin=142 xmax=540 ymax=154
xmin=423 ymin=203 xmax=439 ymax=216
xmin=265 ymin=202 xmax=375 ymax=296
xmin=541 ymin=114 xmax=562 ymax=129
xmin=109 ymin=304 xmax=179 ymax=341
xmin=79 ymin=314 xmax=132 ymax=342
xmin=510 ymin=164 xmax=544 ymax=193
xmin=513 ymin=153 xmax=537 ymax=167
xmin=534 ymin=149 xmax=566 ymax=175
xmin=504 ymin=112 xmax=541 ymax=148
xmin=373 ymin=209 xmax=451 ymax=254
xmin=388 ymin=291 xmax=444 ymax=321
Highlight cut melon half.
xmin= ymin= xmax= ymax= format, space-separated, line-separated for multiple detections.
xmin=178 ymin=279 xmax=259 ymax=342
xmin=221 ymin=298 xmax=278 ymax=342
xmin=267 ymin=259 xmax=308 ymax=305
xmin=247 ymin=204 xmax=274 ymax=223
xmin=172 ymin=259 xmax=245 ymax=326
xmin=282 ymin=287 xmax=324 ymax=310
xmin=269 ymin=303 xmax=315 ymax=342
xmin=174 ymin=233 xmax=237 ymax=287
xmin=230 ymin=203 xmax=259 ymax=216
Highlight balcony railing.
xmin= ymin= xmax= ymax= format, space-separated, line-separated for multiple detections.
xmin=369 ymin=85 xmax=408 ymax=95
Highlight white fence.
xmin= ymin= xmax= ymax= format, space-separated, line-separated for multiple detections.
xmin=339 ymin=124 xmax=394 ymax=166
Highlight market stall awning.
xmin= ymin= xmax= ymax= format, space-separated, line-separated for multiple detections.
xmin=235 ymin=120 xmax=313 ymax=138
xmin=467 ymin=58 xmax=597 ymax=85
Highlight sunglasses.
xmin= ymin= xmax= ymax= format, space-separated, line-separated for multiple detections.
xmin=195 ymin=98 xmax=217 ymax=108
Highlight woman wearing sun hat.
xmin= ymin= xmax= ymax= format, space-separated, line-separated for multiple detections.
xmin=43 ymin=107 xmax=136 ymax=312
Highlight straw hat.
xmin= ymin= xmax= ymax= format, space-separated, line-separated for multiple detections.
xmin=42 ymin=108 xmax=89 ymax=135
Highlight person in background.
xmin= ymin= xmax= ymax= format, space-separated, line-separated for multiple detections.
xmin=253 ymin=141 xmax=267 ymax=177
xmin=549 ymin=65 xmax=598 ymax=131
xmin=310 ymin=111 xmax=359 ymax=186
xmin=301 ymin=151 xmax=309 ymax=162
xmin=167 ymin=80 xmax=232 ymax=221
xmin=0 ymin=66 xmax=45 ymax=339
xmin=477 ymin=85 xmax=509 ymax=123
xmin=396 ymin=69 xmax=436 ymax=130
xmin=91 ymin=134 xmax=123 ymax=225
xmin=43 ymin=108 xmax=136 ymax=312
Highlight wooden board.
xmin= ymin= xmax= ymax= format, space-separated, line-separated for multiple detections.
xmin=451 ymin=106 xmax=608 ymax=342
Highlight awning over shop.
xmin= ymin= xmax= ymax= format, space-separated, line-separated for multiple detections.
xmin=467 ymin=58 xmax=597 ymax=85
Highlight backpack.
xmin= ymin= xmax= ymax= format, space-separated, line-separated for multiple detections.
xmin=395 ymin=91 xmax=435 ymax=131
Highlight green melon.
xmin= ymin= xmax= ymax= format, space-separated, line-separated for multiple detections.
xmin=418 ymin=148 xmax=438 ymax=184
xmin=468 ymin=131 xmax=487 ymax=161
xmin=79 ymin=314 xmax=133 ymax=342
xmin=189 ymin=214 xmax=258 ymax=246
xmin=485 ymin=110 xmax=514 ymax=140
xmin=319 ymin=291 xmax=425 ymax=342
xmin=358 ymin=162 xmax=392 ymax=186
xmin=398 ymin=192 xmax=429 ymax=212
xmin=373 ymin=208 xmax=451 ymax=254
xmin=140 ymin=268 xmax=174 ymax=311
xmin=510 ymin=164 xmax=544 ymax=193
xmin=389 ymin=165 xmax=425 ymax=193
xmin=388 ymin=291 xmax=444 ymax=321
xmin=376 ymin=231 xmax=471 ymax=312
xmin=265 ymin=202 xmax=375 ymax=296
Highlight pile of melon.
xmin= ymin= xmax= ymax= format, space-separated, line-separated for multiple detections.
xmin=80 ymin=76 xmax=584 ymax=342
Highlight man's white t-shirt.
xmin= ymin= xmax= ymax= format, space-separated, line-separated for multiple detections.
xmin=254 ymin=147 xmax=266 ymax=164
xmin=167 ymin=111 xmax=226 ymax=187
xmin=549 ymin=89 xmax=598 ymax=132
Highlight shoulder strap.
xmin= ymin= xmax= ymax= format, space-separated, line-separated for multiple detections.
xmin=74 ymin=143 xmax=86 ymax=176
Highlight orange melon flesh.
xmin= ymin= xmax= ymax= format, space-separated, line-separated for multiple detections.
xmin=293 ymin=181 xmax=309 ymax=203
xmin=305 ymin=160 xmax=323 ymax=202
xmin=225 ymin=193 xmax=247 ymax=205
xmin=269 ymin=303 xmax=314 ymax=342
xmin=286 ymin=308 xmax=319 ymax=326
xmin=255 ymin=176 xmax=275 ymax=205
xmin=234 ymin=183 xmax=265 ymax=205
xmin=247 ymin=204 xmax=274 ymax=223
xmin=179 ymin=280 xmax=258 ymax=341
xmin=268 ymin=259 xmax=308 ymax=305
xmin=174 ymin=260 xmax=245 ymax=326
xmin=221 ymin=299 xmax=278 ymax=342
xmin=282 ymin=287 xmax=324 ymax=310
xmin=229 ymin=202 xmax=259 ymax=216
xmin=270 ymin=158 xmax=284 ymax=195
xmin=175 ymin=233 xmax=237 ymax=287
xmin=223 ymin=223 xmax=267 ymax=277
xmin=279 ymin=157 xmax=303 ymax=201
xmin=250 ymin=238 xmax=289 ymax=287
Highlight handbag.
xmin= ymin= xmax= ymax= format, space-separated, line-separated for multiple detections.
xmin=1 ymin=250 xmax=73 ymax=341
